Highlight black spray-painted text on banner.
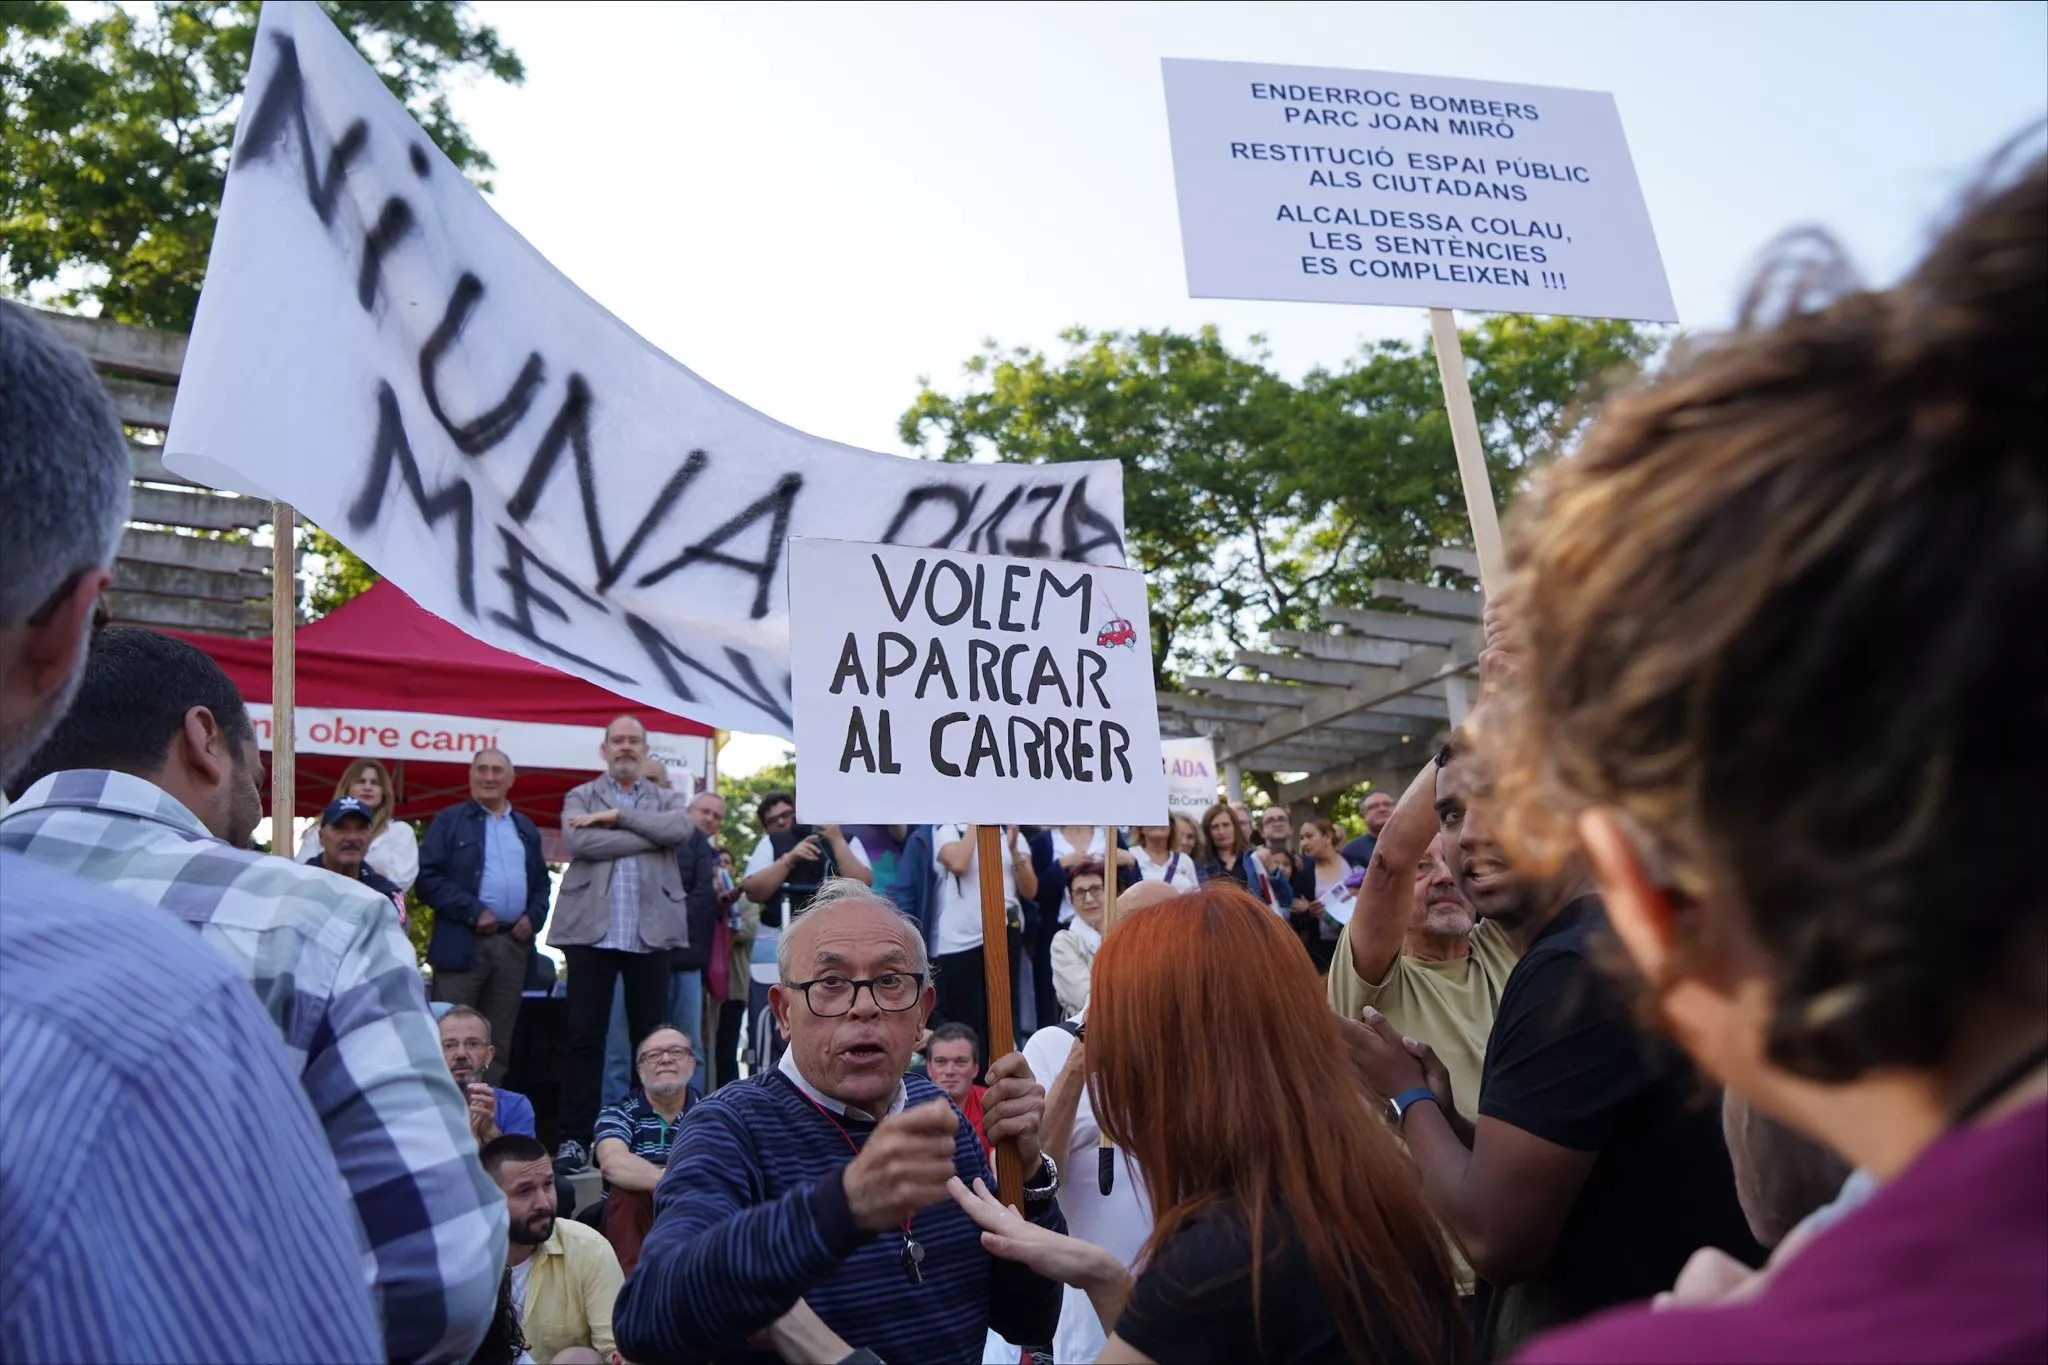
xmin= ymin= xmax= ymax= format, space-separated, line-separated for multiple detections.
xmin=166 ymin=2 xmax=1126 ymax=738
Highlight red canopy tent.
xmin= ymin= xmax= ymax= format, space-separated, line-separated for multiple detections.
xmin=176 ymin=581 xmax=716 ymax=828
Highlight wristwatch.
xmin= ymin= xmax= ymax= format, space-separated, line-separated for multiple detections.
xmin=1021 ymin=1153 xmax=1061 ymax=1202
xmin=1387 ymin=1085 xmax=1440 ymax=1126
xmin=835 ymin=1350 xmax=884 ymax=1365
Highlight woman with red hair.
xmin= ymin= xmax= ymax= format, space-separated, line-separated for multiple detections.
xmin=950 ymin=881 xmax=1464 ymax=1363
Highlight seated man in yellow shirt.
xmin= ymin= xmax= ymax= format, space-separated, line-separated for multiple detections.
xmin=482 ymin=1135 xmax=622 ymax=1363
xmin=1327 ymin=753 xmax=1519 ymax=1120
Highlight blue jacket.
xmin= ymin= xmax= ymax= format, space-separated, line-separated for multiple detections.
xmin=887 ymin=825 xmax=941 ymax=960
xmin=416 ymin=800 xmax=550 ymax=972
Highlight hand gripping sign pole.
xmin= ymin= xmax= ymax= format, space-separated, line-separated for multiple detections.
xmin=270 ymin=502 xmax=297 ymax=844
xmin=975 ymin=824 xmax=1026 ymax=1211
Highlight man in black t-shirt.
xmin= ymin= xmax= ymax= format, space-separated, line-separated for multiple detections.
xmin=1352 ymin=747 xmax=1759 ymax=1359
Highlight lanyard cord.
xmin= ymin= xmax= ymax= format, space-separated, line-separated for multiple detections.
xmin=791 ymin=1085 xmax=915 ymax=1248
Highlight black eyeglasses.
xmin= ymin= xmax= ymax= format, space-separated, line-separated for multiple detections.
xmin=786 ymin=972 xmax=925 ymax=1016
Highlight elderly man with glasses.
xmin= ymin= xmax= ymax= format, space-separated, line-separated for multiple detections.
xmin=615 ymin=879 xmax=1066 ymax=1365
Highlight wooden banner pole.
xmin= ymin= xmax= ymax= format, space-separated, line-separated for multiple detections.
xmin=1427 ymin=307 xmax=1508 ymax=596
xmin=974 ymin=823 xmax=1024 ymax=1211
xmin=270 ymin=502 xmax=297 ymax=852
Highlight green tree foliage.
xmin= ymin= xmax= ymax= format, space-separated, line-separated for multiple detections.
xmin=3 ymin=1 xmax=522 ymax=617
xmin=901 ymin=317 xmax=1657 ymax=683
xmin=715 ymin=750 xmax=797 ymax=856
xmin=304 ymin=523 xmax=381 ymax=616
xmin=2 ymin=0 xmax=520 ymax=328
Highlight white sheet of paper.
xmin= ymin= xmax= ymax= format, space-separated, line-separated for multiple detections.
xmin=1162 ymin=735 xmax=1220 ymax=816
xmin=1162 ymin=57 xmax=1677 ymax=322
xmin=1320 ymin=881 xmax=1357 ymax=926
xmin=789 ymin=538 xmax=1167 ymax=826
xmin=164 ymin=1 xmax=1126 ymax=738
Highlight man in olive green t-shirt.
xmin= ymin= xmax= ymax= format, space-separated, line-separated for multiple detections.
xmin=1327 ymin=757 xmax=1519 ymax=1119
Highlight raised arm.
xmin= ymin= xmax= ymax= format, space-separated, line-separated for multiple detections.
xmin=1349 ymin=760 xmax=1443 ymax=986
xmin=1009 ymin=827 xmax=1039 ymax=900
xmin=821 ymin=826 xmax=872 ymax=886
xmin=936 ymin=826 xmax=975 ymax=877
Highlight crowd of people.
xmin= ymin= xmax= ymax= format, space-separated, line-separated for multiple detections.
xmin=1 ymin=148 xmax=2042 ymax=1365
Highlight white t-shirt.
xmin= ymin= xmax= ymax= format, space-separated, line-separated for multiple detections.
xmin=1023 ymin=1021 xmax=1152 ymax=1365
xmin=744 ymin=831 xmax=870 ymax=944
xmin=1130 ymin=845 xmax=1197 ymax=893
xmin=508 ymin=1254 xmax=532 ymax=1316
xmin=1048 ymin=827 xmax=1107 ymax=925
xmin=929 ymin=824 xmax=1017 ymax=956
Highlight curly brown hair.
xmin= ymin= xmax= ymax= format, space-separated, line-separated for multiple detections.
xmin=1482 ymin=140 xmax=2046 ymax=1085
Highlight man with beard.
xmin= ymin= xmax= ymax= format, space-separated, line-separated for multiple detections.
xmin=1349 ymin=739 xmax=1758 ymax=1358
xmin=0 ymin=301 xmax=382 ymax=1362
xmin=482 ymin=1134 xmax=622 ymax=1365
xmin=1327 ymin=756 xmax=1518 ymax=1119
xmin=441 ymin=1005 xmax=537 ymax=1145
xmin=555 ymin=716 xmax=699 ymax=1175
xmin=1 ymin=628 xmax=506 ymax=1363
xmin=593 ymin=1023 xmax=699 ymax=1275
xmin=309 ymin=795 xmax=409 ymax=925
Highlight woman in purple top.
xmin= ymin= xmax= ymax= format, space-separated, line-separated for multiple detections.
xmin=1478 ymin=146 xmax=2047 ymax=1364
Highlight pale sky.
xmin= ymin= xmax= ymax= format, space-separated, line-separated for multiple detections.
xmin=451 ymin=0 xmax=2045 ymax=776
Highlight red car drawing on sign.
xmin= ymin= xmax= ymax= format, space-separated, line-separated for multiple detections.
xmin=1096 ymin=618 xmax=1137 ymax=649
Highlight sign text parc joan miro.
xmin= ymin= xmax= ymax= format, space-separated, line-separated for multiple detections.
xmin=1161 ymin=57 xmax=1677 ymax=323
xmin=789 ymin=539 xmax=1167 ymax=827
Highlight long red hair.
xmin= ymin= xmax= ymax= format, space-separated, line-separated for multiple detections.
xmin=1090 ymin=882 xmax=1462 ymax=1362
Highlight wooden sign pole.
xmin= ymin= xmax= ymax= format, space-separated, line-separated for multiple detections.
xmin=1097 ymin=826 xmax=1120 ymax=1196
xmin=974 ymin=823 xmax=1024 ymax=1211
xmin=1427 ymin=307 xmax=1507 ymax=596
xmin=270 ymin=502 xmax=297 ymax=850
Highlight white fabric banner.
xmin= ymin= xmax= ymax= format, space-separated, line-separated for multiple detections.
xmin=243 ymin=703 xmax=710 ymax=780
xmin=1162 ymin=58 xmax=1677 ymax=322
xmin=1161 ymin=735 xmax=1220 ymax=816
xmin=165 ymin=1 xmax=1125 ymax=739
xmin=789 ymin=538 xmax=1166 ymax=826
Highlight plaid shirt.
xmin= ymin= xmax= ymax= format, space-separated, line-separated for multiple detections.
xmin=597 ymin=776 xmax=645 ymax=951
xmin=0 ymin=770 xmax=507 ymax=1363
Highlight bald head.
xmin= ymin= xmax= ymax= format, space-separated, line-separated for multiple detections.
xmin=1115 ymin=879 xmax=1181 ymax=917
xmin=770 ymin=879 xmax=935 ymax=1117
xmin=777 ymin=880 xmax=929 ymax=981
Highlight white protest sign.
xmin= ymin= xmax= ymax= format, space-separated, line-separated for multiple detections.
xmin=1161 ymin=735 xmax=1220 ymax=816
xmin=1161 ymin=58 xmax=1677 ymax=322
xmin=165 ymin=1 xmax=1127 ymax=740
xmin=788 ymin=539 xmax=1167 ymax=826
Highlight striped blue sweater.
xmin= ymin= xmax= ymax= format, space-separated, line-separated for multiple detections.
xmin=614 ymin=1069 xmax=1066 ymax=1364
